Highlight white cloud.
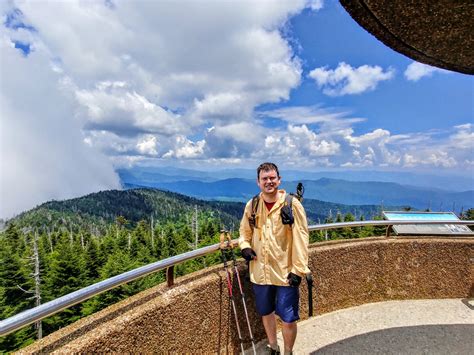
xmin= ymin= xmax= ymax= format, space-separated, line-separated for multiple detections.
xmin=137 ymin=135 xmax=158 ymax=156
xmin=308 ymin=62 xmax=394 ymax=96
xmin=0 ymin=36 xmax=120 ymax=218
xmin=16 ymin=0 xmax=305 ymax=109
xmin=259 ymin=105 xmax=365 ymax=126
xmin=308 ymin=0 xmax=324 ymax=11
xmin=205 ymin=122 xmax=265 ymax=158
xmin=191 ymin=92 xmax=253 ymax=122
xmin=426 ymin=152 xmax=457 ymax=168
xmin=449 ymin=124 xmax=473 ymax=149
xmin=75 ymin=83 xmax=186 ymax=136
xmin=163 ymin=136 xmax=205 ymax=159
xmin=2 ymin=0 xmax=316 ymax=160
xmin=262 ymin=124 xmax=340 ymax=162
xmin=404 ymin=61 xmax=449 ymax=81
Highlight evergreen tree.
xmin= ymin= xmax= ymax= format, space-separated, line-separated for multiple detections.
xmin=0 ymin=243 xmax=35 ymax=351
xmin=83 ymin=237 xmax=101 ymax=283
xmin=42 ymin=237 xmax=86 ymax=332
xmin=82 ymin=250 xmax=137 ymax=316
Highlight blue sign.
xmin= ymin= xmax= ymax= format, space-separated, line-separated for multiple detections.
xmin=384 ymin=212 xmax=459 ymax=221
xmin=383 ymin=211 xmax=472 ymax=235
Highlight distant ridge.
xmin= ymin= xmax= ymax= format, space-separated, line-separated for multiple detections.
xmin=10 ymin=188 xmax=391 ymax=229
xmin=118 ymin=166 xmax=474 ymax=192
xmin=11 ymin=188 xmax=244 ymax=230
xmin=120 ymin=175 xmax=473 ymax=212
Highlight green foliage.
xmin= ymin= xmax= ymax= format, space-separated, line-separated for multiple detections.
xmin=461 ymin=208 xmax=474 ymax=220
xmin=0 ymin=231 xmax=36 ymax=351
xmin=0 ymin=191 xmax=229 ymax=353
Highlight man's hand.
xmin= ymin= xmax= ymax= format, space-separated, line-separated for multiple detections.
xmin=241 ymin=248 xmax=257 ymax=261
xmin=287 ymin=272 xmax=302 ymax=287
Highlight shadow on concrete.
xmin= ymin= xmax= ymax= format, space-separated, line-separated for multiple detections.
xmin=311 ymin=324 xmax=474 ymax=355
xmin=461 ymin=298 xmax=474 ymax=310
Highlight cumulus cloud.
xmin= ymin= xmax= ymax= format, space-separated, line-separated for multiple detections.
xmin=404 ymin=61 xmax=449 ymax=81
xmin=259 ymin=106 xmax=472 ymax=171
xmin=261 ymin=124 xmax=340 ymax=166
xmin=308 ymin=62 xmax=394 ymax=96
xmin=163 ymin=136 xmax=205 ymax=159
xmin=1 ymin=0 xmax=324 ymax=217
xmin=75 ymin=82 xmax=186 ymax=136
xmin=205 ymin=122 xmax=265 ymax=158
xmin=137 ymin=135 xmax=159 ymax=156
xmin=308 ymin=0 xmax=324 ymax=10
xmin=0 ymin=34 xmax=120 ymax=218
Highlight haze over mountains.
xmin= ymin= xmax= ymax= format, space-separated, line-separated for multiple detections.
xmin=118 ymin=166 xmax=473 ymax=191
xmin=119 ymin=166 xmax=473 ymax=212
xmin=11 ymin=188 xmax=389 ymax=229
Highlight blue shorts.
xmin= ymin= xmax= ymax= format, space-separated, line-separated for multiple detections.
xmin=252 ymin=283 xmax=300 ymax=323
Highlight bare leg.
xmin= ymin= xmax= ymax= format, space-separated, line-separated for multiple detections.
xmin=262 ymin=312 xmax=278 ymax=347
xmin=281 ymin=321 xmax=297 ymax=353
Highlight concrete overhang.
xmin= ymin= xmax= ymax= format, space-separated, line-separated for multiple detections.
xmin=340 ymin=0 xmax=474 ymax=74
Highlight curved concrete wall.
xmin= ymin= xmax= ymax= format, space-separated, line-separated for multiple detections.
xmin=20 ymin=237 xmax=474 ymax=354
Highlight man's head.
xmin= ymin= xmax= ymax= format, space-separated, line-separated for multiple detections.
xmin=256 ymin=162 xmax=281 ymax=196
xmin=257 ymin=162 xmax=280 ymax=180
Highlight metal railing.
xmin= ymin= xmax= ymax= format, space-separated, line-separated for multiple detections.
xmin=0 ymin=219 xmax=472 ymax=336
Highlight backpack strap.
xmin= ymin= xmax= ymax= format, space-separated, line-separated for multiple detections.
xmin=281 ymin=182 xmax=304 ymax=226
xmin=248 ymin=194 xmax=260 ymax=229
xmin=280 ymin=193 xmax=294 ymax=226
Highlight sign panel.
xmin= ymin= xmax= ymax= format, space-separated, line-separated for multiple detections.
xmin=383 ymin=211 xmax=473 ymax=236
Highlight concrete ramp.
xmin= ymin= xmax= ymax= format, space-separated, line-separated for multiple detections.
xmin=271 ymin=299 xmax=474 ymax=354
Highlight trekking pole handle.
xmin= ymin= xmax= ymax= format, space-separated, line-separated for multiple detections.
xmin=219 ymin=230 xmax=229 ymax=249
xmin=220 ymin=230 xmax=237 ymax=250
xmin=225 ymin=231 xmax=234 ymax=248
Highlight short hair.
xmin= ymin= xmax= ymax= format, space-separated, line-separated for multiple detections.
xmin=257 ymin=162 xmax=280 ymax=179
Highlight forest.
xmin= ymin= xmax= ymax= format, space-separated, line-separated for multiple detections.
xmin=1 ymin=188 xmax=472 ymax=353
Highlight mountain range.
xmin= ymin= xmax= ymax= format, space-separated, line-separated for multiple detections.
xmin=118 ymin=166 xmax=474 ymax=191
xmin=10 ymin=188 xmax=391 ymax=229
xmin=119 ymin=167 xmax=473 ymax=212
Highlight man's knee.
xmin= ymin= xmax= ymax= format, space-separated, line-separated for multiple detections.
xmin=281 ymin=320 xmax=297 ymax=329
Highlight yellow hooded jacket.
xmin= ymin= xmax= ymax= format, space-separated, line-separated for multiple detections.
xmin=238 ymin=189 xmax=310 ymax=286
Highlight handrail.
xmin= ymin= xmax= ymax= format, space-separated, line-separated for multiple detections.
xmin=309 ymin=219 xmax=474 ymax=230
xmin=0 ymin=219 xmax=472 ymax=336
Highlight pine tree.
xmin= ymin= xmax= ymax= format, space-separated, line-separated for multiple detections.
xmin=0 ymin=241 xmax=35 ymax=351
xmin=42 ymin=236 xmax=86 ymax=332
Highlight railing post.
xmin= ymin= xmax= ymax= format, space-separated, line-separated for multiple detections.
xmin=325 ymin=230 xmax=328 ymax=241
xmin=166 ymin=266 xmax=175 ymax=287
xmin=385 ymin=225 xmax=392 ymax=238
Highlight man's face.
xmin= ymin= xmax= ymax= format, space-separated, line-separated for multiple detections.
xmin=257 ymin=169 xmax=281 ymax=195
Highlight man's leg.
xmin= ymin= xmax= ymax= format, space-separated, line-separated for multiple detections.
xmin=262 ymin=312 xmax=278 ymax=348
xmin=281 ymin=321 xmax=297 ymax=353
xmin=275 ymin=286 xmax=300 ymax=354
xmin=253 ymin=284 xmax=279 ymax=351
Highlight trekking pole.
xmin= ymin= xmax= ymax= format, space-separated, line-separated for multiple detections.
xmin=306 ymin=273 xmax=313 ymax=317
xmin=225 ymin=231 xmax=257 ymax=355
xmin=220 ymin=231 xmax=245 ymax=355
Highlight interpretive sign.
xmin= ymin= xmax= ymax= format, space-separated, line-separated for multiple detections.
xmin=383 ymin=211 xmax=473 ymax=236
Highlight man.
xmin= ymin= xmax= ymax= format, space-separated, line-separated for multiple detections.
xmin=239 ymin=162 xmax=309 ymax=355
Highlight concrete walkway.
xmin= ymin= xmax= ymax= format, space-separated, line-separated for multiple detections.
xmin=257 ymin=299 xmax=474 ymax=354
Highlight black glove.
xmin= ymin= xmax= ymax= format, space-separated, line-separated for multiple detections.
xmin=287 ymin=272 xmax=302 ymax=287
xmin=241 ymin=248 xmax=257 ymax=261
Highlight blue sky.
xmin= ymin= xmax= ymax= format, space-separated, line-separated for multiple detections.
xmin=267 ymin=3 xmax=473 ymax=135
xmin=0 ymin=0 xmax=472 ymax=218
